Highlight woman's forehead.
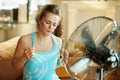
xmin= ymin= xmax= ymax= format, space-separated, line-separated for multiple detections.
xmin=43 ymin=12 xmax=60 ymax=22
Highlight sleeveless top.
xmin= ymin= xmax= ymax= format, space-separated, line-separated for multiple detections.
xmin=23 ymin=32 xmax=60 ymax=80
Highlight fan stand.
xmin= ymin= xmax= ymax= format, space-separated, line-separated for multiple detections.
xmin=97 ymin=67 xmax=104 ymax=80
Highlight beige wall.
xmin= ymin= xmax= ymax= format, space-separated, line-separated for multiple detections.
xmin=7 ymin=24 xmax=36 ymax=39
xmin=0 ymin=24 xmax=36 ymax=42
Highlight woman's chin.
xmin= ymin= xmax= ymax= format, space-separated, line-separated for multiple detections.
xmin=45 ymin=32 xmax=52 ymax=36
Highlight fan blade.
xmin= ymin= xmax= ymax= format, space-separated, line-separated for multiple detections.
xmin=70 ymin=57 xmax=90 ymax=73
xmin=81 ymin=27 xmax=97 ymax=60
xmin=99 ymin=30 xmax=118 ymax=46
xmin=81 ymin=27 xmax=96 ymax=49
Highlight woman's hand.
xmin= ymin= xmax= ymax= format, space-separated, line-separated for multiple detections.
xmin=60 ymin=48 xmax=69 ymax=64
xmin=24 ymin=48 xmax=35 ymax=60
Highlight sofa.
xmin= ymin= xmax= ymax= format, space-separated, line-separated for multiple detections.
xmin=0 ymin=36 xmax=70 ymax=80
xmin=0 ymin=37 xmax=21 ymax=80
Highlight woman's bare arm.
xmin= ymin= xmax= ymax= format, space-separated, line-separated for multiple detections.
xmin=12 ymin=35 xmax=34 ymax=70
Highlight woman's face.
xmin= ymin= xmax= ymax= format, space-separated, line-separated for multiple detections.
xmin=38 ymin=12 xmax=60 ymax=36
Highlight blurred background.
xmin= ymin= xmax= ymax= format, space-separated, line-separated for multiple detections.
xmin=0 ymin=0 xmax=120 ymax=46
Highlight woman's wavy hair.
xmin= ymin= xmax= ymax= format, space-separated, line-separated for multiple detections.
xmin=35 ymin=4 xmax=63 ymax=37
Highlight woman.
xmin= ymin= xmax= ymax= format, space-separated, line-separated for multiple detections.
xmin=12 ymin=4 xmax=64 ymax=80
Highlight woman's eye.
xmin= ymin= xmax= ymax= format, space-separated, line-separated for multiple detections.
xmin=46 ymin=21 xmax=50 ymax=24
xmin=45 ymin=20 xmax=58 ymax=27
xmin=53 ymin=24 xmax=57 ymax=27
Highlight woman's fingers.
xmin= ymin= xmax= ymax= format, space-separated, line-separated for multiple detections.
xmin=60 ymin=48 xmax=69 ymax=64
xmin=25 ymin=48 xmax=35 ymax=60
xmin=64 ymin=50 xmax=69 ymax=64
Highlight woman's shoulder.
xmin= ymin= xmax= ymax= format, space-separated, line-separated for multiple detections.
xmin=20 ymin=34 xmax=31 ymax=41
xmin=55 ymin=36 xmax=62 ymax=42
xmin=17 ymin=33 xmax=32 ymax=47
xmin=54 ymin=35 xmax=62 ymax=48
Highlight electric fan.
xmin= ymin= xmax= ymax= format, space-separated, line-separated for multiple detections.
xmin=63 ymin=16 xmax=120 ymax=80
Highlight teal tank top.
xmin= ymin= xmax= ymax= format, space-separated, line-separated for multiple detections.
xmin=23 ymin=32 xmax=60 ymax=80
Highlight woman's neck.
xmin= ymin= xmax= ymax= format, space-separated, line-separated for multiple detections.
xmin=35 ymin=32 xmax=51 ymax=41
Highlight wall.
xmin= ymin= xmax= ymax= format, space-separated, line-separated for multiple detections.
xmin=7 ymin=24 xmax=36 ymax=39
xmin=0 ymin=23 xmax=36 ymax=42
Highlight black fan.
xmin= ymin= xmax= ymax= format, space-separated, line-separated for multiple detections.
xmin=63 ymin=16 xmax=120 ymax=80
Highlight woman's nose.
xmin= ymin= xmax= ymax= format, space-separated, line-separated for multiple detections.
xmin=49 ymin=23 xmax=53 ymax=29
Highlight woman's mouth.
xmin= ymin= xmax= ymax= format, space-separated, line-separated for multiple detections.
xmin=47 ymin=30 xmax=52 ymax=33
